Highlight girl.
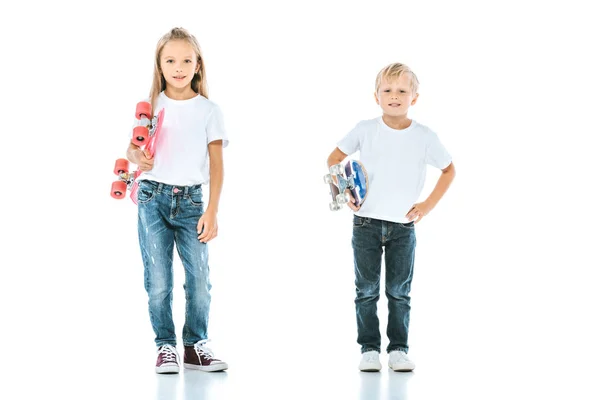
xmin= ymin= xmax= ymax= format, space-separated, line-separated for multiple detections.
xmin=126 ymin=27 xmax=229 ymax=374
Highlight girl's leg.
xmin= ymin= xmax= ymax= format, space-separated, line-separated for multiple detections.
xmin=137 ymin=180 xmax=177 ymax=347
xmin=172 ymin=185 xmax=211 ymax=346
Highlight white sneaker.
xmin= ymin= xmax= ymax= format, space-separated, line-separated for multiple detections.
xmin=388 ymin=351 xmax=415 ymax=371
xmin=359 ymin=350 xmax=382 ymax=371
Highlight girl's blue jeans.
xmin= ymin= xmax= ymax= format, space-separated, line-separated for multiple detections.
xmin=137 ymin=179 xmax=211 ymax=347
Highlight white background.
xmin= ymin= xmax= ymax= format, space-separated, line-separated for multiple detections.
xmin=1 ymin=0 xmax=599 ymax=399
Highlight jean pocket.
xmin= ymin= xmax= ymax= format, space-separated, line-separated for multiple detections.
xmin=188 ymin=190 xmax=204 ymax=207
xmin=137 ymin=182 xmax=155 ymax=204
xmin=399 ymin=221 xmax=415 ymax=229
xmin=353 ymin=215 xmax=366 ymax=227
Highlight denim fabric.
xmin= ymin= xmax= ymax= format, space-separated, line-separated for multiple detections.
xmin=352 ymin=215 xmax=416 ymax=354
xmin=137 ymin=179 xmax=211 ymax=347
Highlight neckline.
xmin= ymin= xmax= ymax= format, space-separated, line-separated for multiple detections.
xmin=160 ymin=91 xmax=200 ymax=103
xmin=378 ymin=116 xmax=415 ymax=133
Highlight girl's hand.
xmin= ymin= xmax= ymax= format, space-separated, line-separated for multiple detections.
xmin=197 ymin=210 xmax=218 ymax=243
xmin=406 ymin=201 xmax=433 ymax=223
xmin=135 ymin=148 xmax=154 ymax=171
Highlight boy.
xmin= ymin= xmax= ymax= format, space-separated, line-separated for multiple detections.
xmin=327 ymin=63 xmax=455 ymax=372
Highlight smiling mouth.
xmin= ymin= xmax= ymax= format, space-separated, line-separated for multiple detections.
xmin=173 ymin=76 xmax=186 ymax=80
xmin=389 ymin=103 xmax=401 ymax=107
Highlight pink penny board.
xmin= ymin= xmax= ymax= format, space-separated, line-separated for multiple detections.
xmin=129 ymin=108 xmax=164 ymax=204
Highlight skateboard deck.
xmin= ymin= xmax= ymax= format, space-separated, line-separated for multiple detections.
xmin=324 ymin=160 xmax=369 ymax=211
xmin=110 ymin=101 xmax=164 ymax=205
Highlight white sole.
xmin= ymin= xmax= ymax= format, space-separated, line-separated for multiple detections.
xmin=184 ymin=362 xmax=228 ymax=372
xmin=156 ymin=365 xmax=180 ymax=374
xmin=359 ymin=363 xmax=382 ymax=372
xmin=388 ymin=363 xmax=415 ymax=372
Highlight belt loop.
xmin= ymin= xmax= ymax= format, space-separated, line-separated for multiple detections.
xmin=157 ymin=183 xmax=163 ymax=193
xmin=184 ymin=186 xmax=190 ymax=195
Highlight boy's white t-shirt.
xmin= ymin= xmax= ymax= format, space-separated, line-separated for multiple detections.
xmin=337 ymin=117 xmax=452 ymax=224
xmin=135 ymin=91 xmax=229 ymax=186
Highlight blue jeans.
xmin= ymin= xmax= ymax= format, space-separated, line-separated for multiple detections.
xmin=137 ymin=180 xmax=211 ymax=347
xmin=352 ymin=215 xmax=416 ymax=354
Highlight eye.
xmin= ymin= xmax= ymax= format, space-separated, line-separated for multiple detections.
xmin=166 ymin=60 xmax=173 ymax=63
xmin=185 ymin=59 xmax=192 ymax=63
xmin=384 ymin=89 xmax=390 ymax=92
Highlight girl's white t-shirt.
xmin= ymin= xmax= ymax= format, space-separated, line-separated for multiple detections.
xmin=136 ymin=91 xmax=229 ymax=186
xmin=337 ymin=117 xmax=452 ymax=223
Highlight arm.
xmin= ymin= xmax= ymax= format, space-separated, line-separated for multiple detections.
xmin=197 ymin=140 xmax=224 ymax=243
xmin=426 ymin=162 xmax=455 ymax=208
xmin=406 ymin=162 xmax=456 ymax=223
xmin=327 ymin=147 xmax=348 ymax=167
xmin=206 ymin=140 xmax=224 ymax=214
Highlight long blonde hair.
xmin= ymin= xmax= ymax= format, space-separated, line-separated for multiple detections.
xmin=149 ymin=27 xmax=208 ymax=110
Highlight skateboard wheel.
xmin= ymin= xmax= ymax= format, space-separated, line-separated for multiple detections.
xmin=329 ymin=202 xmax=342 ymax=211
xmin=323 ymin=174 xmax=333 ymax=184
xmin=132 ymin=126 xmax=149 ymax=146
xmin=336 ymin=192 xmax=350 ymax=204
xmin=136 ymin=101 xmax=152 ymax=120
xmin=330 ymin=164 xmax=344 ymax=175
xmin=111 ymin=181 xmax=127 ymax=199
xmin=114 ymin=158 xmax=129 ymax=175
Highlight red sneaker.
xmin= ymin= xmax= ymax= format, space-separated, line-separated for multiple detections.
xmin=184 ymin=340 xmax=228 ymax=372
xmin=155 ymin=344 xmax=180 ymax=374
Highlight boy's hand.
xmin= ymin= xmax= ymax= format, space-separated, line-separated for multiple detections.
xmin=406 ymin=201 xmax=433 ymax=223
xmin=135 ymin=148 xmax=154 ymax=171
xmin=197 ymin=210 xmax=218 ymax=243
xmin=346 ymin=190 xmax=360 ymax=211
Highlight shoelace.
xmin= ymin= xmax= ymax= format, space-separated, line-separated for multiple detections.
xmin=159 ymin=345 xmax=178 ymax=362
xmin=194 ymin=339 xmax=215 ymax=360
xmin=365 ymin=353 xmax=379 ymax=362
xmin=392 ymin=351 xmax=409 ymax=362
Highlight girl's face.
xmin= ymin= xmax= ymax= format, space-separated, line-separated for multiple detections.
xmin=160 ymin=40 xmax=199 ymax=92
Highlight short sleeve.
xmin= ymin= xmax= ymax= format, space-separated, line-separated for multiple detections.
xmin=206 ymin=105 xmax=229 ymax=148
xmin=425 ymin=130 xmax=452 ymax=169
xmin=337 ymin=122 xmax=363 ymax=156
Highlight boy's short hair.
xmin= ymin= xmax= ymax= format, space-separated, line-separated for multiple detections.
xmin=375 ymin=63 xmax=420 ymax=94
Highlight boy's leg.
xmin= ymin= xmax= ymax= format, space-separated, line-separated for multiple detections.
xmin=172 ymin=186 xmax=212 ymax=346
xmin=384 ymin=221 xmax=416 ymax=353
xmin=137 ymin=181 xmax=177 ymax=347
xmin=352 ymin=215 xmax=384 ymax=353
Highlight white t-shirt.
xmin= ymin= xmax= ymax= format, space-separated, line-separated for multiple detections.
xmin=337 ymin=117 xmax=452 ymax=223
xmin=135 ymin=91 xmax=229 ymax=186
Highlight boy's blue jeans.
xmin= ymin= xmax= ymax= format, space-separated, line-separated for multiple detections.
xmin=137 ymin=179 xmax=211 ymax=347
xmin=352 ymin=215 xmax=416 ymax=354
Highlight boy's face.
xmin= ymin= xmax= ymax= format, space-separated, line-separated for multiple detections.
xmin=160 ymin=40 xmax=199 ymax=90
xmin=375 ymin=75 xmax=418 ymax=117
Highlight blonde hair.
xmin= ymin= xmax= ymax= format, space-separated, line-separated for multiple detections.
xmin=375 ymin=63 xmax=419 ymax=94
xmin=149 ymin=27 xmax=208 ymax=110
